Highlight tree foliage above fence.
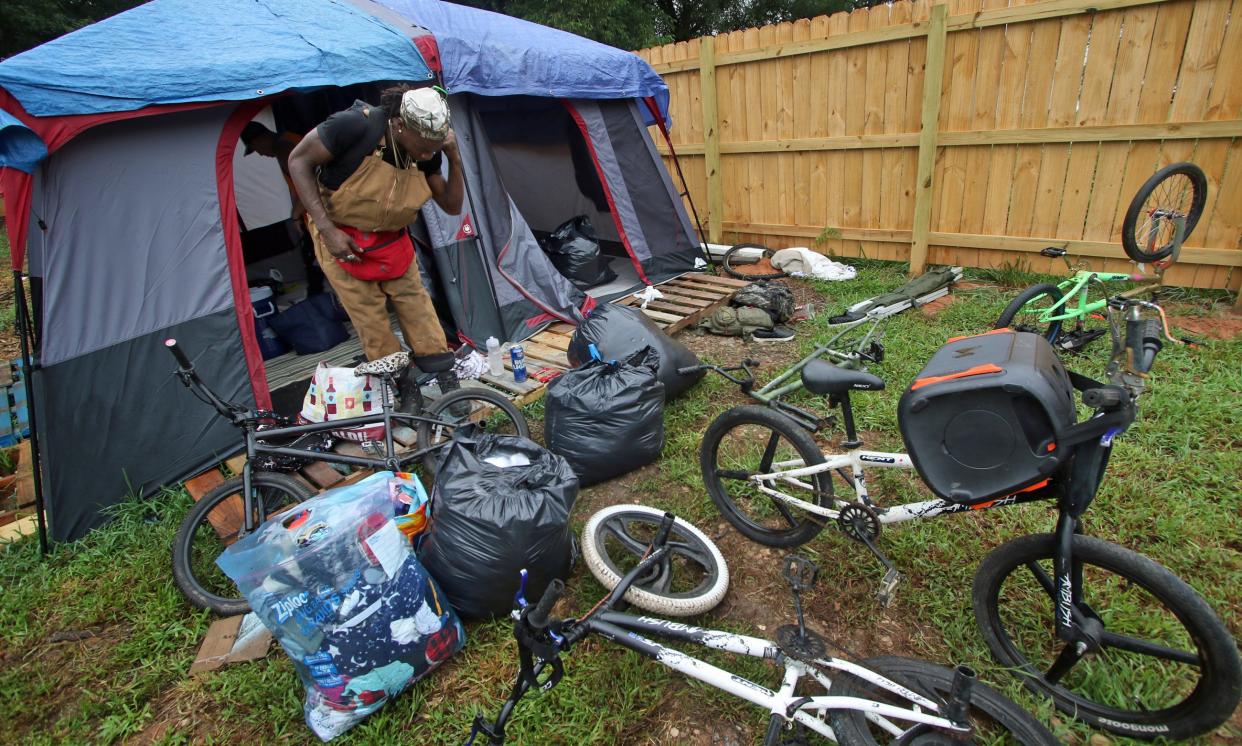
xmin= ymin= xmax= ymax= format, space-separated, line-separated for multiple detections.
xmin=451 ymin=0 xmax=889 ymax=48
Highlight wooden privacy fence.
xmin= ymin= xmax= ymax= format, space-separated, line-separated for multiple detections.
xmin=636 ymin=0 xmax=1242 ymax=290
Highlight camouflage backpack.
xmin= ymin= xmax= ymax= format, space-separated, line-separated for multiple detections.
xmin=730 ymin=281 xmax=795 ymax=324
xmin=699 ymin=305 xmax=776 ymax=337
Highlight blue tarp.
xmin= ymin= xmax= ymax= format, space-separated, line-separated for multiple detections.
xmin=377 ymin=0 xmax=670 ymax=123
xmin=0 ymin=0 xmax=433 ymax=118
xmin=0 ymin=111 xmax=46 ymax=173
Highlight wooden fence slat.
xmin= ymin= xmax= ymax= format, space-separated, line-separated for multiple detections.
xmin=908 ymin=3 xmax=948 ymax=275
xmin=880 ymin=0 xmax=913 ymax=243
xmin=860 ymin=4 xmax=890 ymax=259
xmin=700 ymin=36 xmax=722 ymax=243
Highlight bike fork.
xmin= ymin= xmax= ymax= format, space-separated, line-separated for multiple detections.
xmin=1047 ymin=512 xmax=1101 ymax=683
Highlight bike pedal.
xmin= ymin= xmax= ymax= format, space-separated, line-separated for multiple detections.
xmin=877 ymin=569 xmax=901 ymax=607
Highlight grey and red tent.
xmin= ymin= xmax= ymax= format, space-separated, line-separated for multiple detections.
xmin=0 ymin=0 xmax=699 ymax=541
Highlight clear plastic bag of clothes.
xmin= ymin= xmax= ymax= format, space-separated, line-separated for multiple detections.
xmin=216 ymin=472 xmax=463 ymax=741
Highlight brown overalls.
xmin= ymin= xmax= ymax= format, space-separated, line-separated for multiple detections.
xmin=310 ymin=138 xmax=449 ymax=361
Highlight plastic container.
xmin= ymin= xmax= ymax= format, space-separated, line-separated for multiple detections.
xmin=249 ymin=285 xmax=276 ymax=319
xmin=486 ymin=336 xmax=504 ymax=377
xmin=249 ymin=286 xmax=287 ymax=359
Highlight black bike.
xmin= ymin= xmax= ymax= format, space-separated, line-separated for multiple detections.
xmin=468 ymin=511 xmax=1058 ymax=745
xmin=165 ymin=340 xmax=527 ymax=615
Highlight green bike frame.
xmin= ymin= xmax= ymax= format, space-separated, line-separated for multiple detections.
xmin=1036 ymin=271 xmax=1138 ymax=324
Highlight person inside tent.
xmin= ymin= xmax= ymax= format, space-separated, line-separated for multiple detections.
xmin=288 ymin=85 xmax=465 ymax=413
xmin=241 ymin=121 xmax=325 ymax=294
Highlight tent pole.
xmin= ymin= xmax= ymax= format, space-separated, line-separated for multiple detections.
xmin=644 ymin=97 xmax=712 ymax=267
xmin=12 ymin=270 xmax=49 ymax=555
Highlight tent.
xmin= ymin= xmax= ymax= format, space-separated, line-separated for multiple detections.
xmin=0 ymin=0 xmax=698 ymax=541
xmin=385 ymin=0 xmax=702 ymax=346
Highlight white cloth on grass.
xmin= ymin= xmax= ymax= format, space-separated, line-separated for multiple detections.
xmin=770 ymin=247 xmax=856 ymax=281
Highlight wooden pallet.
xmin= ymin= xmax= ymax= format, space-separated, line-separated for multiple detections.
xmin=476 ymin=272 xmax=752 ymax=406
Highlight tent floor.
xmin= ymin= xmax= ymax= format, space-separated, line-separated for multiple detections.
xmin=260 ymin=272 xmax=752 ymax=409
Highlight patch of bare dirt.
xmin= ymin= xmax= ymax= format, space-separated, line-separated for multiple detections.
xmin=628 ymin=685 xmax=754 ymax=745
xmin=0 ymin=623 xmax=131 ymax=740
xmin=723 ymin=256 xmax=782 ymax=279
xmin=1168 ymin=313 xmax=1242 ymax=340
xmin=918 ymin=281 xmax=983 ymax=318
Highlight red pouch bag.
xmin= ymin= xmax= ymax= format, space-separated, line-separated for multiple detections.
xmin=335 ymin=226 xmax=415 ymax=281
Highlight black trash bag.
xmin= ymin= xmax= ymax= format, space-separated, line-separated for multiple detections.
xmin=545 ymin=347 xmax=666 ymax=487
xmin=568 ymin=304 xmax=704 ymax=400
xmin=419 ymin=432 xmax=578 ymax=618
xmin=543 ymin=216 xmax=617 ymax=289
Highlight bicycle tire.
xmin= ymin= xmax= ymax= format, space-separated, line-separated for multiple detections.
xmin=700 ymin=405 xmax=832 ymax=548
xmin=827 ymin=656 xmax=1059 ymax=745
xmin=172 ymin=471 xmax=313 ymax=615
xmin=581 ymin=504 xmax=729 ymax=617
xmin=973 ymin=533 xmax=1242 ymax=740
xmin=721 ymin=243 xmax=788 ymax=280
xmin=1121 ymin=162 xmax=1207 ymax=263
xmin=994 ymin=284 xmax=1064 ymax=344
xmin=416 ymin=386 xmax=529 ymax=474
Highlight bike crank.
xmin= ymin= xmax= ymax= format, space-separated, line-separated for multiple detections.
xmin=838 ymin=503 xmax=903 ymax=606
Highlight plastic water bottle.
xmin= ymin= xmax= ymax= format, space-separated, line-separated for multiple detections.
xmin=486 ymin=336 xmax=504 ymax=377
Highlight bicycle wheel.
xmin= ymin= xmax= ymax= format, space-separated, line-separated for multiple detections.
xmin=1121 ymin=162 xmax=1207 ymax=263
xmin=721 ymin=243 xmax=788 ymax=280
xmin=994 ymin=284 xmax=1064 ymax=344
xmin=581 ymin=504 xmax=729 ymax=617
xmin=172 ymin=471 xmax=313 ymax=615
xmin=973 ymin=533 xmax=1242 ymax=740
xmin=827 ymin=657 xmax=1059 ymax=745
xmin=416 ymin=386 xmax=529 ymax=474
xmin=700 ymin=405 xmax=832 ymax=548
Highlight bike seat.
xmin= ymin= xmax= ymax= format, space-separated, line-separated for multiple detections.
xmin=354 ymin=351 xmax=410 ymax=377
xmin=801 ymin=360 xmax=885 ymax=395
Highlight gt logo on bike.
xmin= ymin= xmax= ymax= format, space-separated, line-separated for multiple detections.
xmin=859 ymin=455 xmax=896 ymax=464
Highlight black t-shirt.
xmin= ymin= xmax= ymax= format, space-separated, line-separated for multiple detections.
xmin=316 ymin=100 xmax=443 ymax=190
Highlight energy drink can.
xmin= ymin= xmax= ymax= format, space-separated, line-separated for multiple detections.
xmin=510 ymin=345 xmax=527 ymax=382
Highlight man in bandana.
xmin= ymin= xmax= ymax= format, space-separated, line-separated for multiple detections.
xmin=288 ymin=85 xmax=465 ymax=412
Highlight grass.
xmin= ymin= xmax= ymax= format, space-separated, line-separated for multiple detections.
xmin=0 ymin=260 xmax=1238 ymax=744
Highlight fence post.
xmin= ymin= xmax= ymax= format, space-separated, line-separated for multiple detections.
xmin=909 ymin=3 xmax=948 ymax=276
xmin=700 ymin=36 xmax=724 ymax=244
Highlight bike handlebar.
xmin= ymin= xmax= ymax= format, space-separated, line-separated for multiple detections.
xmin=165 ymin=338 xmax=193 ymax=371
xmin=527 ymin=579 xmax=564 ymax=630
xmin=1126 ymin=318 xmax=1163 ymax=374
